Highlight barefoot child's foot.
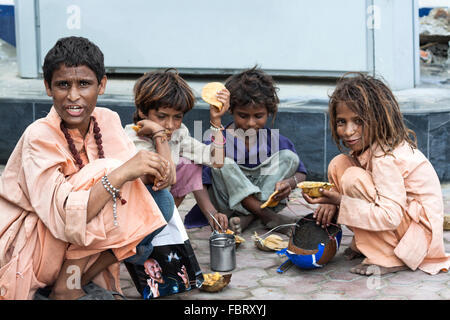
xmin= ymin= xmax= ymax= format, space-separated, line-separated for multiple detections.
xmin=229 ymin=217 xmax=242 ymax=234
xmin=229 ymin=215 xmax=255 ymax=234
xmin=343 ymin=237 xmax=364 ymax=260
xmin=343 ymin=247 xmax=365 ymax=260
xmin=350 ymin=263 xmax=408 ymax=276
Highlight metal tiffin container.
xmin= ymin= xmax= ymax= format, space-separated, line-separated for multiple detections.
xmin=209 ymin=232 xmax=236 ymax=272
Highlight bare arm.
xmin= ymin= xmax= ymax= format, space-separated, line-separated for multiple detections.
xmin=209 ymin=88 xmax=230 ymax=168
xmin=192 ymin=186 xmax=228 ymax=231
xmin=274 ymin=172 xmax=307 ymax=201
xmin=152 ymin=135 xmax=176 ymax=188
xmin=135 ymin=120 xmax=176 ymax=190
xmin=85 ymin=150 xmax=169 ymax=223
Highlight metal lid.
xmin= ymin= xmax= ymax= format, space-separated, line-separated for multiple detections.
xmin=210 ymin=233 xmax=235 ymax=247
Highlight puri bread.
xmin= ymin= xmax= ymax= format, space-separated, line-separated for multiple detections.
xmin=297 ymin=181 xmax=334 ymax=198
xmin=201 ymin=82 xmax=226 ymax=110
xmin=260 ymin=190 xmax=280 ymax=208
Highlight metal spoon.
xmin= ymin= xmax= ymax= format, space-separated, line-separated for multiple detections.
xmin=208 ymin=211 xmax=225 ymax=233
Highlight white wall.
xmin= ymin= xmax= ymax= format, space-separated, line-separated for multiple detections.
xmin=14 ymin=0 xmax=419 ymax=90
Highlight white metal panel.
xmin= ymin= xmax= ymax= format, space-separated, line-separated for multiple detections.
xmin=14 ymin=0 xmax=38 ymax=78
xmin=36 ymin=0 xmax=370 ymax=74
xmin=373 ymin=0 xmax=416 ymax=90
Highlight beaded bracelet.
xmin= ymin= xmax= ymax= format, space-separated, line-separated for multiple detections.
xmin=101 ymin=175 xmax=127 ymax=227
xmin=210 ymin=121 xmax=225 ymax=132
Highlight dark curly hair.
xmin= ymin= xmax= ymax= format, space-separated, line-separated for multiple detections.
xmin=133 ymin=68 xmax=195 ymax=123
xmin=43 ymin=36 xmax=105 ymax=87
xmin=225 ymin=66 xmax=279 ymax=117
xmin=329 ymin=72 xmax=417 ymax=156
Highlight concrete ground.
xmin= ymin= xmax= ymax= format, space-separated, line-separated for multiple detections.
xmin=119 ymin=187 xmax=450 ymax=301
xmin=1 ymin=164 xmax=448 ymax=300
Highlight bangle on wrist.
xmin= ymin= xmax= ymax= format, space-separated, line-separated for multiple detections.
xmin=152 ymin=133 xmax=167 ymax=143
xmin=151 ymin=129 xmax=166 ymax=137
xmin=210 ymin=121 xmax=224 ymax=132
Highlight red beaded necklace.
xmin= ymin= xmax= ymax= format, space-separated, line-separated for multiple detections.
xmin=60 ymin=116 xmax=105 ymax=169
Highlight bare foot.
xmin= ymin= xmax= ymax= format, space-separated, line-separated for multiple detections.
xmin=343 ymin=247 xmax=365 ymax=260
xmin=229 ymin=217 xmax=242 ymax=234
xmin=343 ymin=237 xmax=364 ymax=260
xmin=350 ymin=263 xmax=408 ymax=276
xmin=229 ymin=215 xmax=254 ymax=234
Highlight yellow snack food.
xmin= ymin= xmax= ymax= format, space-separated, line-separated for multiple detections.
xmin=223 ymin=229 xmax=245 ymax=247
xmin=260 ymin=190 xmax=280 ymax=209
xmin=202 ymin=272 xmax=222 ymax=285
xmin=200 ymin=273 xmax=232 ymax=292
xmin=252 ymin=232 xmax=288 ymax=252
xmin=297 ymin=181 xmax=334 ymax=198
xmin=201 ymin=82 xmax=226 ymax=110
xmin=131 ymin=125 xmax=141 ymax=133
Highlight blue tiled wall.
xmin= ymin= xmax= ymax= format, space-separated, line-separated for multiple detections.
xmin=0 ymin=98 xmax=449 ymax=181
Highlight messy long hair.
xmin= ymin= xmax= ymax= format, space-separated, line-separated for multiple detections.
xmin=133 ymin=68 xmax=195 ymax=123
xmin=329 ymin=72 xmax=417 ymax=156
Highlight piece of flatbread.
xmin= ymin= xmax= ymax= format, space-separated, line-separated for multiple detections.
xmin=260 ymin=190 xmax=280 ymax=209
xmin=201 ymin=82 xmax=226 ymax=110
xmin=297 ymin=181 xmax=334 ymax=198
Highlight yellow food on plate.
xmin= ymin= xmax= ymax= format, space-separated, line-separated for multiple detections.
xmin=223 ymin=229 xmax=245 ymax=247
xmin=202 ymin=272 xmax=222 ymax=286
xmin=297 ymin=181 xmax=334 ymax=198
xmin=200 ymin=272 xmax=232 ymax=292
xmin=260 ymin=190 xmax=279 ymax=209
xmin=252 ymin=232 xmax=288 ymax=252
xmin=201 ymin=82 xmax=226 ymax=110
xmin=234 ymin=234 xmax=245 ymax=243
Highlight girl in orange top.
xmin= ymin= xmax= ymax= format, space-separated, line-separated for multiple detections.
xmin=304 ymin=73 xmax=449 ymax=276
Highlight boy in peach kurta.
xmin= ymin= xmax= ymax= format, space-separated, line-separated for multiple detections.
xmin=0 ymin=107 xmax=167 ymax=299
xmin=0 ymin=36 xmax=171 ymax=300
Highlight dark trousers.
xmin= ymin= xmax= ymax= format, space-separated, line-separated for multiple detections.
xmin=124 ymin=186 xmax=174 ymax=265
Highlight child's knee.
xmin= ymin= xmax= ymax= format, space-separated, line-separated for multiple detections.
xmin=328 ymin=154 xmax=353 ymax=173
xmin=171 ymin=158 xmax=203 ymax=198
xmin=211 ymin=157 xmax=241 ymax=176
xmin=341 ymin=167 xmax=376 ymax=200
